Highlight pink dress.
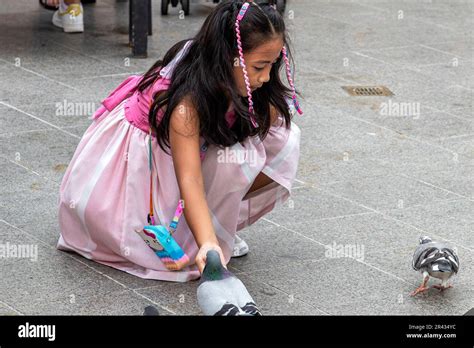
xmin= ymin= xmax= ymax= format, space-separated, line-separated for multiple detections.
xmin=57 ymin=41 xmax=301 ymax=282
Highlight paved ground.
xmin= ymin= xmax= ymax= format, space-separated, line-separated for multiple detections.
xmin=0 ymin=0 xmax=472 ymax=315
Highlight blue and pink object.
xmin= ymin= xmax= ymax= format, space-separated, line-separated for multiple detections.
xmin=136 ymin=199 xmax=190 ymax=271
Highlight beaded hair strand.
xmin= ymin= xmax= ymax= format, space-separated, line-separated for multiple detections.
xmin=235 ymin=2 xmax=259 ymax=128
xmin=235 ymin=1 xmax=303 ymax=129
xmin=265 ymin=2 xmax=303 ymax=115
xmin=281 ymin=45 xmax=303 ymax=115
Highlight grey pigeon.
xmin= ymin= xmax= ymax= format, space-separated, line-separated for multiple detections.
xmin=464 ymin=308 xmax=474 ymax=316
xmin=411 ymin=236 xmax=459 ymax=296
xmin=143 ymin=305 xmax=160 ymax=316
xmin=197 ymin=250 xmax=261 ymax=316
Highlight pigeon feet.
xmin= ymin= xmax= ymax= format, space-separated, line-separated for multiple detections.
xmin=432 ymin=284 xmax=453 ymax=292
xmin=410 ymin=286 xmax=430 ymax=296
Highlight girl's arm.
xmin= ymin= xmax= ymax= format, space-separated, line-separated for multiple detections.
xmin=169 ymin=97 xmax=225 ymax=272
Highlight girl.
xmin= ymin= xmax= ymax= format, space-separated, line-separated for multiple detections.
xmin=57 ymin=0 xmax=303 ymax=282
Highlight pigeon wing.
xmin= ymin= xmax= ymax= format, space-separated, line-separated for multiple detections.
xmin=443 ymin=247 xmax=460 ymax=273
xmin=241 ymin=302 xmax=262 ymax=316
xmin=224 ymin=277 xmax=261 ymax=315
xmin=412 ymin=242 xmax=439 ymax=270
xmin=412 ymin=241 xmax=459 ymax=271
xmin=214 ymin=303 xmax=242 ymax=316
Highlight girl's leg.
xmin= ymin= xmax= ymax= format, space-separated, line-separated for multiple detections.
xmin=246 ymin=172 xmax=274 ymax=195
xmin=233 ymin=172 xmax=274 ymax=258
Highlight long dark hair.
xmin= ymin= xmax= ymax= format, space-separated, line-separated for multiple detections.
xmin=136 ymin=0 xmax=301 ymax=155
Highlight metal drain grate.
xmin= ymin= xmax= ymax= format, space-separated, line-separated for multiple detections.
xmin=342 ymin=85 xmax=394 ymax=96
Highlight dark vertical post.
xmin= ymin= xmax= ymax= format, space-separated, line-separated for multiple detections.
xmin=148 ymin=0 xmax=153 ymax=36
xmin=130 ymin=0 xmax=148 ymax=57
xmin=128 ymin=0 xmax=133 ymax=45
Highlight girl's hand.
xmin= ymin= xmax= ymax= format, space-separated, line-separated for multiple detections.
xmin=195 ymin=241 xmax=227 ymax=274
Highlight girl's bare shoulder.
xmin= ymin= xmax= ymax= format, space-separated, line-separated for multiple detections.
xmin=170 ymin=95 xmax=199 ymax=137
xmin=270 ymin=103 xmax=283 ymax=125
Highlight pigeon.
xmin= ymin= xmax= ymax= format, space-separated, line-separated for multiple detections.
xmin=143 ymin=305 xmax=160 ymax=316
xmin=196 ymin=250 xmax=261 ymax=316
xmin=411 ymin=236 xmax=460 ymax=296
